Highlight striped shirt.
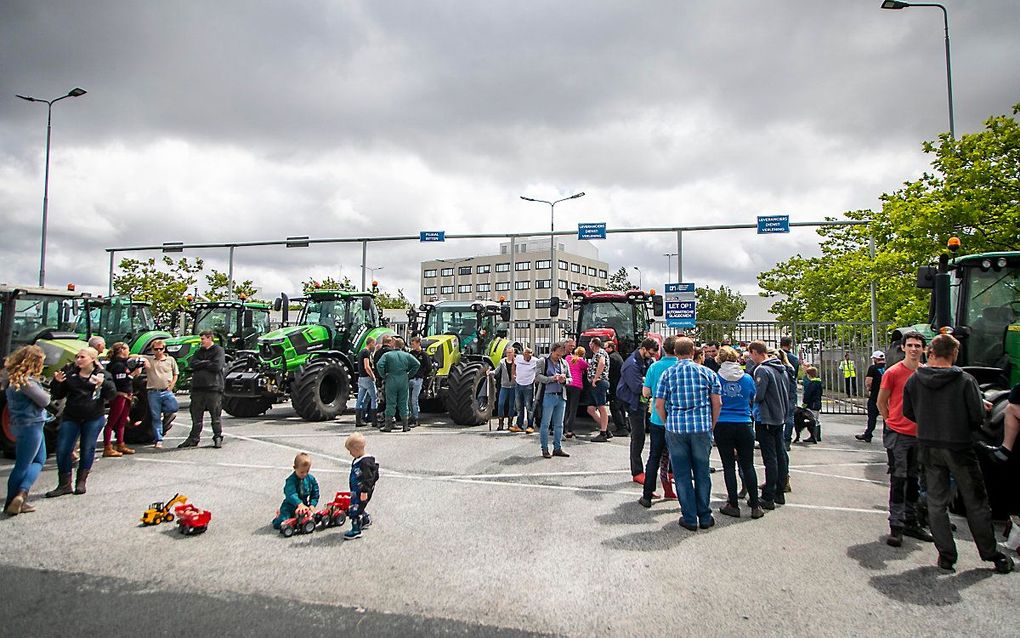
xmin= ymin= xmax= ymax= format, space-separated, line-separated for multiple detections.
xmin=653 ymin=358 xmax=721 ymax=433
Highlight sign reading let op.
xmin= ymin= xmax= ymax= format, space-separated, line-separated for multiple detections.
xmin=664 ymin=282 xmax=696 ymax=329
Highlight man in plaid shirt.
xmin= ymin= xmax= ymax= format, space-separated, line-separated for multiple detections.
xmin=654 ymin=336 xmax=722 ymax=531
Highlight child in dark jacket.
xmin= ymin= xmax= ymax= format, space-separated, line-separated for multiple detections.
xmin=272 ymin=452 xmax=320 ymax=529
xmin=343 ymin=432 xmax=379 ymax=540
xmin=800 ymin=366 xmax=823 ymax=443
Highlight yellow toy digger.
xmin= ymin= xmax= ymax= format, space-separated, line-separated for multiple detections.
xmin=140 ymin=493 xmax=188 ymax=525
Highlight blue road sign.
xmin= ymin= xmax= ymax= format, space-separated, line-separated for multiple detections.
xmin=420 ymin=231 xmax=446 ymax=242
xmin=664 ymin=282 xmax=696 ymax=295
xmin=577 ymin=223 xmax=607 ymax=240
xmin=757 ymin=215 xmax=790 ymax=234
xmin=665 ymin=300 xmax=696 ymax=329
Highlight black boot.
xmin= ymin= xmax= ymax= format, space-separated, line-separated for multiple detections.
xmin=355 ymin=410 xmax=364 ymax=427
xmin=74 ymin=468 xmax=91 ymax=495
xmin=887 ymin=526 xmax=904 ymax=547
xmin=46 ymin=473 xmax=73 ymax=498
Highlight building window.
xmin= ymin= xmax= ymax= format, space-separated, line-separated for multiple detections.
xmin=571 ymin=282 xmax=582 ymax=290
xmin=423 ymin=269 xmax=437 ymax=278
xmin=558 ymin=280 xmax=569 ymax=290
xmin=458 ymin=285 xmax=471 ymax=293
xmin=515 ymin=281 xmax=530 ymax=290
xmin=536 ymin=279 xmax=551 ymax=289
xmin=423 ymin=286 xmax=437 ymax=296
xmin=558 ymin=260 xmax=568 ymax=270
xmin=535 ymin=260 xmax=551 ymax=270
xmin=495 ymin=281 xmax=510 ymax=291
xmin=440 ymin=286 xmax=454 ymax=294
xmin=587 ymin=266 xmax=597 ymax=276
xmin=535 ymin=299 xmax=551 ymax=309
xmin=459 ymin=266 xmax=473 ymax=276
xmin=476 ymin=283 xmax=491 ymax=292
xmin=514 ymin=300 xmax=530 ymax=310
xmin=476 ymin=264 xmax=491 ymax=274
xmin=570 ymin=263 xmax=581 ymax=273
xmin=440 ymin=268 xmax=454 ymax=277
xmin=515 ymin=261 xmax=531 ymax=271
xmin=495 ymin=263 xmax=510 ymax=272
xmin=598 ymin=269 xmax=607 ymax=279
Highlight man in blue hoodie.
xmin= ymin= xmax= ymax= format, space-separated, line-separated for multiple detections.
xmin=618 ymin=338 xmax=659 ymax=483
xmin=747 ymin=341 xmax=790 ymax=510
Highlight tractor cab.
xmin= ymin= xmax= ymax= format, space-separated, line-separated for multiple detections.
xmin=294 ymin=291 xmax=381 ymax=354
xmin=190 ymin=300 xmax=272 ymax=350
xmin=413 ymin=300 xmax=510 ymax=357
xmin=905 ymin=248 xmax=1020 ymax=387
xmin=571 ymin=289 xmax=664 ymax=358
xmin=77 ymin=296 xmax=170 ymax=354
xmin=1 ymin=284 xmax=86 ymax=357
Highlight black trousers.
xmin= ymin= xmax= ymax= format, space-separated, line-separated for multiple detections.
xmin=642 ymin=425 xmax=669 ymax=500
xmin=628 ymin=407 xmax=647 ymax=476
xmin=715 ymin=422 xmax=759 ymax=508
xmin=920 ymin=445 xmax=1000 ymax=562
xmin=188 ymin=389 xmax=223 ymax=440
xmin=610 ymin=394 xmax=628 ymax=432
xmin=864 ymin=400 xmax=880 ymax=438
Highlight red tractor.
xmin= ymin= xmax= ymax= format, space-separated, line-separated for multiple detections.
xmin=571 ymin=289 xmax=664 ymax=358
xmin=314 ymin=491 xmax=352 ymax=530
xmin=279 ymin=510 xmax=317 ymax=538
xmin=174 ymin=503 xmax=212 ymax=535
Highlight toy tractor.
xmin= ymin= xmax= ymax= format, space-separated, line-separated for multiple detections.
xmin=174 ymin=503 xmax=212 ymax=535
xmin=223 ymin=287 xmax=394 ymax=421
xmin=164 ymin=298 xmax=272 ymax=389
xmin=140 ymin=493 xmax=188 ymax=525
xmin=1 ymin=284 xmax=92 ymax=459
xmin=570 ymin=289 xmax=664 ymax=359
xmin=279 ymin=510 xmax=317 ymax=538
xmin=315 ymin=491 xmax=352 ymax=529
xmin=407 ymin=299 xmax=518 ymax=425
xmin=890 ymin=241 xmax=1020 ymax=517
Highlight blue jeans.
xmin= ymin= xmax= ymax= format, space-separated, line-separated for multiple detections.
xmin=6 ymin=420 xmax=46 ymax=502
xmin=56 ymin=416 xmax=105 ymax=476
xmin=356 ymin=377 xmax=378 ymax=413
xmin=515 ymin=384 xmax=535 ymax=427
xmin=147 ymin=390 xmax=179 ymax=442
xmin=409 ymin=378 xmax=423 ymax=419
xmin=665 ymin=430 xmax=714 ymax=526
xmin=497 ymin=387 xmax=516 ymax=418
xmin=539 ymin=392 xmax=566 ymax=452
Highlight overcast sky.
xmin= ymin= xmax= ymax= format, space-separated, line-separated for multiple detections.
xmin=2 ymin=1 xmax=1018 ymax=302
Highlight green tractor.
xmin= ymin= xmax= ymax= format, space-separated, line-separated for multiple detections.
xmin=76 ymin=295 xmax=171 ymax=355
xmin=223 ymin=289 xmax=394 ymax=421
xmin=407 ymin=299 xmax=516 ymax=425
xmin=164 ymin=299 xmax=272 ymax=388
xmin=890 ymin=243 xmax=1020 ymax=517
xmin=0 ymin=284 xmax=91 ymax=458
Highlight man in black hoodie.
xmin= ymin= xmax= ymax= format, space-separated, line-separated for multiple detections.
xmin=747 ymin=341 xmax=790 ymax=510
xmin=903 ymin=334 xmax=1014 ymax=574
xmin=181 ymin=330 xmax=226 ymax=449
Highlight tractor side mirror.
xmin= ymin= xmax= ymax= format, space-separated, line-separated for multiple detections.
xmin=652 ymin=295 xmax=664 ymax=317
xmin=243 ymin=310 xmax=254 ymax=328
xmin=916 ymin=266 xmax=936 ymax=290
xmin=273 ymin=297 xmax=282 ymax=312
xmin=276 ymin=293 xmax=289 ymax=326
xmin=362 ymin=296 xmax=372 ymax=312
xmin=500 ymin=305 xmax=511 ymax=322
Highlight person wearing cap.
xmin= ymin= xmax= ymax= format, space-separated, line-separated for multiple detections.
xmin=856 ymin=350 xmax=887 ymax=443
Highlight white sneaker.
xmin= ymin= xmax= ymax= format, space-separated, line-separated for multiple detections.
xmin=153 ymin=441 xmax=163 ymax=449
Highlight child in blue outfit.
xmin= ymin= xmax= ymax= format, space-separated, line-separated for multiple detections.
xmin=272 ymin=452 xmax=320 ymax=529
xmin=344 ymin=432 xmax=379 ymax=540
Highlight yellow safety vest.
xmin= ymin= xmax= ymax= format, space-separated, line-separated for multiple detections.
xmin=842 ymin=360 xmax=856 ymax=378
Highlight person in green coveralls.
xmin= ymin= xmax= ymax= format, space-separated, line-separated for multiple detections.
xmin=272 ymin=452 xmax=320 ymax=529
xmin=377 ymin=338 xmax=420 ymax=433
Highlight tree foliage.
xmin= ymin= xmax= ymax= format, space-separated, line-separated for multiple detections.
xmin=204 ymin=270 xmax=259 ymax=302
xmin=696 ymin=285 xmax=747 ymax=322
xmin=113 ymin=256 xmax=204 ymax=327
xmin=376 ymin=288 xmax=411 ymax=309
xmin=759 ymin=104 xmax=1020 ymax=326
xmin=301 ymin=275 xmax=356 ymax=295
xmin=600 ymin=267 xmax=636 ymax=291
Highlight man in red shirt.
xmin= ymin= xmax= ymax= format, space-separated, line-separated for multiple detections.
xmin=876 ymin=331 xmax=933 ymax=547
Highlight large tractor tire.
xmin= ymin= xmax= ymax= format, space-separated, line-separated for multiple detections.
xmin=292 ymin=358 xmax=350 ymax=421
xmin=123 ymin=391 xmax=178 ymax=444
xmin=221 ymin=360 xmax=274 ymax=418
xmin=445 ymin=361 xmax=495 ymax=426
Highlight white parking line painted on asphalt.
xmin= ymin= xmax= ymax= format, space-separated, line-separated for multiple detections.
xmin=787 ymin=461 xmax=887 ymax=469
xmin=226 ymin=432 xmax=351 ymax=464
xmin=788 ymin=467 xmax=887 ymax=485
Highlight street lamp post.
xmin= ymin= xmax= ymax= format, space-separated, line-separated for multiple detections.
xmin=362 ymin=264 xmax=384 ymax=281
xmin=664 ymin=252 xmax=677 ymax=280
xmin=16 ymin=87 xmax=87 ymax=287
xmin=632 ymin=266 xmax=642 ymax=290
xmin=881 ymin=1 xmax=955 ymax=139
xmin=520 ymin=192 xmax=585 ymax=350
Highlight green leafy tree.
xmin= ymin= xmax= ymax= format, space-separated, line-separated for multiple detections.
xmin=113 ymin=256 xmax=204 ymax=327
xmin=759 ymin=104 xmax=1020 ymax=327
xmin=204 ymin=269 xmax=259 ymax=301
xmin=301 ymin=275 xmax=356 ymax=295
xmin=376 ymin=288 xmax=411 ymax=309
xmin=691 ymin=285 xmax=747 ymax=342
xmin=599 ymin=267 xmax=636 ymax=291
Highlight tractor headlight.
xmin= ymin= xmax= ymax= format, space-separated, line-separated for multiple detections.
xmin=996 ymin=257 xmax=1008 ymax=269
xmin=980 ymin=259 xmax=992 ymax=271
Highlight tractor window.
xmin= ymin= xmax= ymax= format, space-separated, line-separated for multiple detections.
xmin=425 ymin=307 xmax=476 ymax=340
xmin=252 ymin=310 xmax=271 ymax=334
xmin=196 ymin=307 xmax=236 ymax=337
xmin=304 ymin=299 xmax=340 ymax=327
xmin=347 ymin=298 xmax=374 ymax=327
xmin=963 ymin=265 xmax=1020 ymax=367
xmin=578 ymin=302 xmax=636 ymax=338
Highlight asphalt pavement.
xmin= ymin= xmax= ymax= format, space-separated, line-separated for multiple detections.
xmin=0 ymin=400 xmax=1016 ymax=637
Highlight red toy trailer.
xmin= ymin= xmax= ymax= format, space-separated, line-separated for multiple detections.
xmin=174 ymin=503 xmax=212 ymax=535
xmin=315 ymin=492 xmax=352 ymax=530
